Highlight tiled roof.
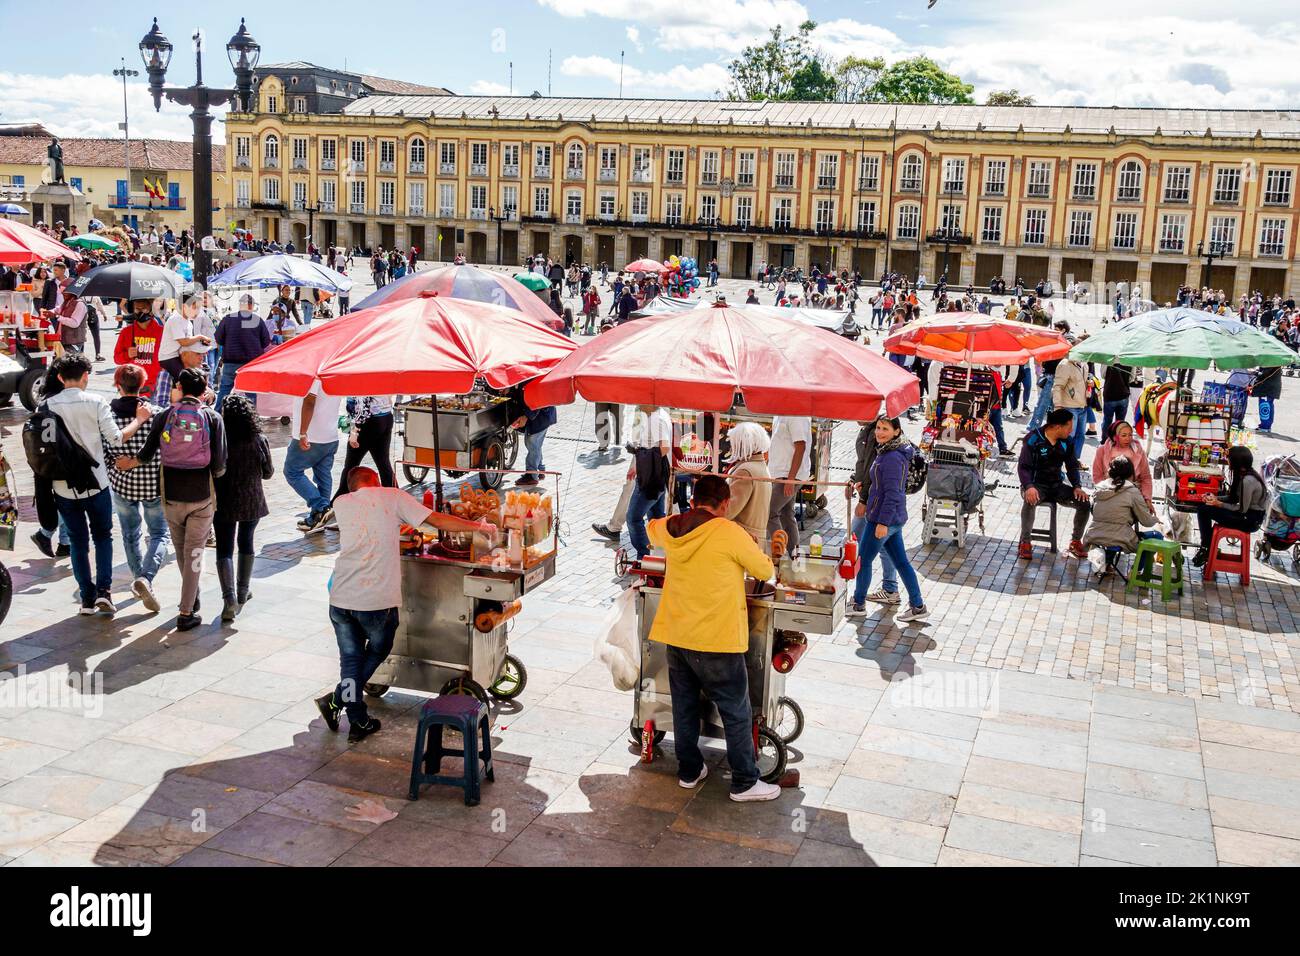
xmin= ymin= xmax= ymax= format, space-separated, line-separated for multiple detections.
xmin=0 ymin=137 xmax=224 ymax=171
xmin=359 ymin=75 xmax=452 ymax=96
xmin=341 ymin=95 xmax=1300 ymax=139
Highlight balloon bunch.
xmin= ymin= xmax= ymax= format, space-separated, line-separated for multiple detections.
xmin=663 ymin=255 xmax=701 ymax=298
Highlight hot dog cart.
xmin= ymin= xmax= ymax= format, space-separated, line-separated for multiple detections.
xmin=398 ymin=393 xmax=519 ymax=489
xmin=628 ymin=548 xmax=847 ymax=782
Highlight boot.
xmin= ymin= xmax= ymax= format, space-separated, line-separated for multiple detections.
xmin=217 ymin=558 xmax=239 ymax=622
xmin=236 ymin=553 xmax=255 ymax=606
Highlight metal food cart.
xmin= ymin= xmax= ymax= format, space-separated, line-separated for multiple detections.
xmin=398 ymin=393 xmax=519 ymax=489
xmin=629 ymin=551 xmax=845 ymax=782
xmin=0 ymin=291 xmax=55 ymax=410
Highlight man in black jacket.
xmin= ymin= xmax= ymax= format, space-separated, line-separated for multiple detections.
xmin=1017 ymin=408 xmax=1090 ymax=560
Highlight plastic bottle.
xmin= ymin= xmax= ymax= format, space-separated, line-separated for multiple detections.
xmin=808 ymin=532 xmax=824 ymax=558
xmin=423 ymin=489 xmax=435 ymax=509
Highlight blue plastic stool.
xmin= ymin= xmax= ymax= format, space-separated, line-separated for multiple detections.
xmin=408 ymin=694 xmax=494 ymax=806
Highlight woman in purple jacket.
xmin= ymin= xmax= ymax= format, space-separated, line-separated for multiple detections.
xmin=846 ymin=416 xmax=929 ymax=624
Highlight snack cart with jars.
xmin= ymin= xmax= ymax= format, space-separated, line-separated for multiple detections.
xmin=397 ymin=392 xmax=518 ymax=489
xmin=1161 ymin=394 xmax=1234 ymax=543
xmin=0 ymin=290 xmax=54 ymax=410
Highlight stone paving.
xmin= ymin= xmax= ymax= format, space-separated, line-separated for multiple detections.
xmin=1 ymin=264 xmax=1299 ymax=866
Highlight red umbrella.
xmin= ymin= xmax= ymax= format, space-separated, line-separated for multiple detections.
xmin=884 ymin=312 xmax=1072 ymax=366
xmin=525 ymin=303 xmax=919 ymax=420
xmin=349 ymin=263 xmax=563 ymax=331
xmin=234 ymin=291 xmax=576 ymax=398
xmin=624 ymin=258 xmax=666 ymax=274
xmin=0 ymin=219 xmax=82 ymax=265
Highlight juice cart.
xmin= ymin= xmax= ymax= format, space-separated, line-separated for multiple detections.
xmin=398 ymin=392 xmax=518 ymax=488
xmin=1160 ymin=394 xmax=1233 ymax=543
xmin=0 ymin=290 xmax=54 ymax=410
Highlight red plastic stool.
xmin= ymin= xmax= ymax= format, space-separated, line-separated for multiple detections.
xmin=1203 ymin=526 xmax=1251 ymax=585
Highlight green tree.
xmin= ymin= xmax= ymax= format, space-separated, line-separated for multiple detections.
xmin=868 ymin=56 xmax=975 ymax=104
xmin=986 ymin=89 xmax=1035 ymax=106
xmin=834 ymin=55 xmax=885 ymax=102
xmin=726 ymin=19 xmax=836 ymax=101
xmin=788 ymin=58 xmax=838 ymax=101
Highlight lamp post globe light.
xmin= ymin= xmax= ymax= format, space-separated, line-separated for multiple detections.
xmin=139 ymin=16 xmax=259 ymax=287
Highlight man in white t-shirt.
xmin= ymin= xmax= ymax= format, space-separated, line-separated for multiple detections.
xmin=767 ymin=415 xmax=812 ymax=549
xmin=157 ymin=299 xmax=212 ymax=382
xmin=287 ymin=379 xmax=344 ymax=533
xmin=315 ymin=468 xmax=492 ymax=741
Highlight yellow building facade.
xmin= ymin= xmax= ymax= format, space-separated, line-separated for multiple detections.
xmin=223 ymin=92 xmax=1300 ymax=302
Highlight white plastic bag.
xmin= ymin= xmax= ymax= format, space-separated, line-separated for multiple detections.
xmin=595 ymin=586 xmax=639 ymax=691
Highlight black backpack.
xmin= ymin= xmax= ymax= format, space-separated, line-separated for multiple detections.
xmin=23 ymin=403 xmax=65 ymax=480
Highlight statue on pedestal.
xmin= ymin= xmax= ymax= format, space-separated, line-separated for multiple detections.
xmin=47 ymin=138 xmax=65 ymax=185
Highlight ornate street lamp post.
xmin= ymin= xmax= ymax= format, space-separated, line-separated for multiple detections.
xmin=139 ymin=17 xmax=259 ymax=286
xmin=1196 ymin=238 xmax=1224 ymax=294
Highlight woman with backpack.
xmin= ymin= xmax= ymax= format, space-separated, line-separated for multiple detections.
xmin=213 ymin=395 xmax=273 ymax=621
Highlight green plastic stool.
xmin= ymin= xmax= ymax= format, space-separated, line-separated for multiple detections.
xmin=1126 ymin=539 xmax=1184 ymax=600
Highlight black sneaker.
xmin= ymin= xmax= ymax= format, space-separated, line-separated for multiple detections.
xmin=592 ymin=523 xmax=621 ymax=542
xmin=94 ymin=591 xmax=117 ymax=615
xmin=30 ymin=531 xmax=55 ymax=558
xmin=315 ymin=693 xmax=342 ymax=732
xmin=302 ymin=510 xmax=330 ymax=535
xmin=176 ymin=612 xmax=202 ymax=632
xmin=347 ymin=717 xmax=381 ymax=743
xmin=55 ymin=543 xmax=71 ymax=557
xmin=1191 ymin=547 xmax=1209 ymax=568
xmin=514 ymin=474 xmax=540 ymax=487
xmin=78 ymin=598 xmax=96 ymax=616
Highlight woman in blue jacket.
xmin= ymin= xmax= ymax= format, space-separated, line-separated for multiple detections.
xmin=846 ymin=416 xmax=929 ymax=624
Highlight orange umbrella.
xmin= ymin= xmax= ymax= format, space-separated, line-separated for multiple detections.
xmin=883 ymin=312 xmax=1071 ymax=366
xmin=0 ymin=219 xmax=81 ymax=265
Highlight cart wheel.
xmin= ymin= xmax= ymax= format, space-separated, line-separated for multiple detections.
xmin=755 ymin=726 xmax=787 ymax=783
xmin=774 ymin=696 xmax=804 ymax=744
xmin=1255 ymin=540 xmax=1270 ymax=561
xmin=488 ymin=654 xmax=527 ymax=700
xmin=478 ymin=439 xmax=507 ymax=490
xmin=504 ymin=430 xmax=520 ymax=468
xmin=279 ymin=416 xmax=290 ymax=425
xmin=630 ymin=717 xmax=666 ymax=746
xmin=815 ymin=494 xmax=828 ymax=510
xmin=439 ymin=676 xmax=490 ymax=706
xmin=403 ymin=464 xmax=429 ymax=485
xmin=0 ymin=561 xmax=11 ymax=628
xmin=18 ymin=368 xmax=44 ymax=412
xmin=363 ymin=683 xmax=389 ymax=697
xmin=1292 ymin=544 xmax=1300 ymax=569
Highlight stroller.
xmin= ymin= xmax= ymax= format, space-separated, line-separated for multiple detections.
xmin=1255 ymin=454 xmax=1300 ymax=568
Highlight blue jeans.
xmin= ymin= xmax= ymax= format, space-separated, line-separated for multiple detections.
xmin=852 ymin=515 xmax=898 ymax=592
xmin=1069 ymin=407 xmax=1087 ymax=460
xmin=329 ymin=605 xmax=399 ymax=723
xmin=215 ymin=361 xmax=256 ymax=412
xmin=1027 ymin=374 xmax=1054 ymax=431
xmin=626 ymin=482 xmax=665 ymax=559
xmin=285 ymin=439 xmax=339 ymax=515
xmin=853 ymin=522 xmax=923 ymax=609
xmin=1101 ymin=398 xmax=1128 ymax=438
xmin=524 ymin=428 xmax=546 ymax=475
xmin=56 ymin=489 xmax=114 ymax=604
xmin=112 ymin=492 xmax=170 ymax=583
xmin=989 ymin=406 xmax=1008 ymax=453
xmin=666 ymin=644 xmax=759 ymax=793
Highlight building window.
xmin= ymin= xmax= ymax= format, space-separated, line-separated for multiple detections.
xmin=235 ymin=178 xmax=250 ymax=207
xmin=701 ymin=150 xmax=720 ymax=185
xmin=734 ymin=195 xmax=753 ymax=228
xmin=409 ymin=137 xmax=426 ymax=171
xmin=774 ymin=151 xmax=796 ymax=189
xmin=665 ymin=192 xmax=683 ymax=225
xmin=234 ymin=135 xmax=251 ymax=167
xmin=858 ymin=154 xmax=880 ymax=191
xmin=983 ymin=159 xmax=1007 ymax=196
xmin=1023 ymin=208 xmax=1047 ymax=245
xmin=737 ymin=150 xmax=756 ymax=187
xmin=899 ymin=154 xmax=923 ymax=193
xmin=599 ymin=191 xmax=616 ymax=219
xmin=349 ymin=179 xmax=365 ymax=213
xmin=379 ymin=180 xmax=396 ymax=213
xmin=816 ymin=153 xmax=838 ymax=190
xmin=1116 ymin=160 xmax=1143 ymax=202
xmin=632 ymin=147 xmax=652 ymax=182
xmin=533 ymin=186 xmax=550 ymax=215
xmin=939 ymin=204 xmax=962 ymax=236
xmin=772 ymin=197 xmax=792 ymax=230
xmin=1158 ymin=213 xmax=1187 ymax=253
xmin=1263 ymin=168 xmax=1293 ymax=205
xmin=349 ymin=138 xmax=366 ymax=171
xmin=565 ymin=143 xmax=584 ymax=179
xmin=1112 ymin=212 xmax=1138 ymax=250
xmin=941 ymin=158 xmax=965 ymax=195
xmin=896 ymin=203 xmax=919 ymax=240
xmin=856 ymin=200 xmax=876 ymax=233
xmin=470 ymin=184 xmax=487 ymax=217
xmin=599 ymin=146 xmax=617 ymax=181
xmin=1213 ymin=166 xmax=1241 ymax=204
xmin=501 ymin=185 xmax=518 ymax=218
xmin=1208 ymin=215 xmax=1236 ymax=256
xmin=262 ymin=177 xmax=280 ymax=202
xmin=980 ymin=206 xmax=1003 ymax=244
xmin=320 ymin=138 xmax=336 ymax=170
xmin=266 ymin=94 xmax=277 ymax=114
xmin=666 ymin=148 xmax=685 ymax=184
xmin=292 ymin=180 xmax=307 ymax=209
xmin=1163 ymin=164 xmax=1192 ymax=203
xmin=533 ymin=144 xmax=551 ymax=175
xmin=471 ymin=142 xmax=488 ymax=176
xmin=630 ymin=191 xmax=649 ymax=221
xmin=408 ymin=181 xmax=425 ymax=215
xmin=1258 ymin=217 xmax=1287 ymax=257
xmin=438 ymin=183 xmax=455 ymax=217
xmin=1072 ymin=162 xmax=1098 ymax=201
xmin=814 ymin=198 xmax=835 ymax=232
xmin=699 ymin=194 xmax=718 ymax=224
xmin=263 ymin=133 xmax=279 ymax=165
xmin=320 ymin=179 xmax=336 ymax=209
xmin=291 ymin=137 xmax=308 ymax=169
xmin=1067 ymin=209 xmax=1093 ymax=247
xmin=1026 ymin=161 xmax=1052 ymax=198
xmin=292 ymin=96 xmax=307 ymax=114
xmin=564 ymin=191 xmax=582 ymax=222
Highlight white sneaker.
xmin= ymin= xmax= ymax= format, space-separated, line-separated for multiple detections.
xmin=866 ymin=588 xmax=901 ymax=605
xmin=845 ymin=601 xmax=867 ymax=618
xmin=678 ymin=764 xmax=708 ymax=790
xmin=133 ymin=577 xmax=161 ymax=613
xmin=896 ymin=604 xmax=931 ymax=624
xmin=729 ymin=779 xmax=781 ymax=802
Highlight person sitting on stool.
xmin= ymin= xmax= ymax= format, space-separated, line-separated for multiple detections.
xmin=1017 ymin=408 xmax=1091 ymax=559
xmin=1192 ymin=446 xmax=1268 ymax=567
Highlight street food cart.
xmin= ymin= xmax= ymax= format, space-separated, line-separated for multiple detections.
xmin=0 ymin=444 xmax=16 ymax=625
xmin=0 ymin=291 xmax=54 ymax=410
xmin=526 ymin=303 xmax=919 ymax=782
xmin=398 ymin=392 xmax=518 ymax=488
xmin=234 ymin=292 xmax=577 ymax=704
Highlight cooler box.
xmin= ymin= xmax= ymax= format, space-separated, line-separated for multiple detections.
xmin=1175 ymin=470 xmax=1223 ymax=504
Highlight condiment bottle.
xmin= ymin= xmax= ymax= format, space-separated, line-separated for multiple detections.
xmin=809 ymin=532 xmax=823 ymax=558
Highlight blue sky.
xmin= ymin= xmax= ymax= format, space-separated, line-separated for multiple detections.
xmin=1 ymin=0 xmax=1296 ymax=140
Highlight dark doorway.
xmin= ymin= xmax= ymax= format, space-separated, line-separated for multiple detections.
xmin=809 ymin=245 xmax=833 ymax=274
xmin=695 ymin=238 xmax=717 ymax=265
xmin=1249 ymin=266 xmax=1287 ymax=297
xmin=500 ymin=229 xmax=519 ymax=266
xmin=562 ymin=234 xmax=583 ymax=265
xmin=767 ymin=242 xmax=794 ymax=269
xmin=350 ymin=222 xmax=367 ymax=251
xmin=530 ymin=230 xmax=551 ymax=260
xmin=379 ymin=223 xmax=395 ymax=250
xmin=627 ymin=234 xmax=649 ymax=264
xmin=731 ymin=241 xmax=753 ymax=279
xmin=851 ymin=247 xmax=876 ymax=278
xmin=1207 ymin=264 xmax=1235 ymax=298
xmin=1013 ymin=255 xmax=1050 ymax=286
xmin=469 ymin=231 xmax=488 ymax=263
xmin=889 ymin=249 xmax=918 ymax=281
xmin=1150 ymin=262 xmax=1187 ymax=306
xmin=1061 ymin=257 xmax=1093 ymax=289
xmin=974 ymin=253 xmax=1002 ymax=288
xmin=661 ymin=237 xmax=683 ymax=260
xmin=292 ymin=222 xmax=307 ymax=248
xmin=438 ymin=228 xmax=456 ymax=260
xmin=596 ymin=233 xmax=615 ymax=267
xmin=408 ymin=225 xmax=425 ymax=255
xmin=321 ymin=219 xmax=337 ymax=248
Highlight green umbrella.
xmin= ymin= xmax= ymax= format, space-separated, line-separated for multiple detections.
xmin=64 ymin=233 xmax=119 ymax=251
xmin=1070 ymin=307 xmax=1296 ymax=370
xmin=512 ymin=272 xmax=549 ymax=292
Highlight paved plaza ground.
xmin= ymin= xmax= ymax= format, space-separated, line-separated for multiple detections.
xmin=1 ymin=265 xmax=1299 ymax=867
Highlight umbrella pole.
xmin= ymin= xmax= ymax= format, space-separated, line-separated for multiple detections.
xmin=431 ymin=393 xmax=444 ymax=511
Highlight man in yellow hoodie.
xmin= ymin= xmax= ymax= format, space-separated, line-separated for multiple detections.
xmin=646 ymin=475 xmax=780 ymax=802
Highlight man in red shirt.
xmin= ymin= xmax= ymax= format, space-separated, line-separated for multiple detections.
xmin=113 ymin=299 xmax=165 ymax=397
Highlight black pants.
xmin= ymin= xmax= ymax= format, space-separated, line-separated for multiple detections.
xmin=333 ymin=414 xmax=395 ymax=502
xmin=86 ymin=312 xmax=101 ymax=356
xmin=1196 ymin=505 xmax=1263 ymax=549
xmin=34 ymin=474 xmax=58 ymax=534
xmin=214 ymin=516 xmax=258 ymax=559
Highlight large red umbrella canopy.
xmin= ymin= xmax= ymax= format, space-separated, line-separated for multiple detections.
xmin=349 ymin=263 xmax=559 ymax=331
xmin=624 ymin=258 xmax=667 ymax=274
xmin=0 ymin=219 xmax=82 ymax=265
xmin=234 ymin=292 xmax=576 ymax=397
xmin=884 ymin=312 xmax=1072 ymax=366
xmin=525 ymin=304 xmax=920 ymax=419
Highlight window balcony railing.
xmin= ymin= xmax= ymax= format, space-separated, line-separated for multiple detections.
xmin=319 ymin=201 xmax=336 ymax=212
xmin=1026 ymin=185 xmax=1050 ymax=198
xmin=408 ymin=205 xmax=424 ymax=216
xmin=235 ymin=197 xmax=251 ymax=208
xmin=1259 ymin=245 xmax=1285 ymax=258
xmin=1115 ymin=189 xmax=1142 ymax=202
xmin=471 ymin=163 xmax=488 ymax=177
xmin=409 ymin=161 xmax=426 ymax=174
xmin=1022 ymin=234 xmax=1046 ymax=246
xmin=321 ymin=157 xmax=336 ymax=171
xmin=235 ymin=155 xmax=251 ymax=168
xmin=701 ymin=173 xmax=719 ymax=186
xmin=1111 ymin=237 xmax=1136 ymax=250
xmin=942 ymin=181 xmax=964 ymax=195
xmin=379 ymin=203 xmax=395 ymax=215
xmin=898 ymin=180 xmax=921 ymax=193
xmin=598 ymin=168 xmax=617 ymax=182
xmin=630 ymin=213 xmax=648 ymax=224
xmin=773 ymin=175 xmax=795 ymax=189
xmin=1163 ymin=192 xmax=1190 ymax=203
xmin=292 ymin=200 xmax=306 ymax=211
xmin=439 ymin=162 xmax=456 ymax=175
xmin=1263 ymin=193 xmax=1293 ymax=206
xmin=630 ymin=168 xmax=652 ymax=183
xmin=665 ymin=173 xmax=684 ymax=185
xmin=379 ymin=160 xmax=396 ymax=173
xmin=263 ymin=156 xmax=279 ymax=169
xmin=533 ymin=166 xmax=551 ymax=179
xmin=1158 ymin=239 xmax=1185 ymax=253
xmin=350 ymin=202 xmax=366 ymax=214
xmin=1067 ymin=237 xmax=1093 ymax=248
xmin=469 ymin=208 xmax=487 ymax=220
xmin=502 ymin=165 xmax=519 ymax=178
xmin=983 ymin=185 xmax=1006 ymax=197
xmin=350 ymin=160 xmax=366 ymax=174
xmin=598 ymin=211 xmax=615 ymax=222
xmin=857 ymin=178 xmax=877 ymax=191
xmin=292 ymin=158 xmax=307 ymax=171
xmin=1072 ymin=189 xmax=1096 ymax=201
xmin=737 ymin=175 xmax=756 ymax=188
xmin=564 ymin=167 xmax=585 ymax=180
xmin=816 ymin=177 xmax=837 ymax=190
xmin=438 ymin=207 xmax=455 ymax=217
xmin=1212 ymin=192 xmax=1240 ymax=205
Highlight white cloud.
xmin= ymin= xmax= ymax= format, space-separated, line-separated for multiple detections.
xmin=539 ymin=0 xmax=809 ymax=53
xmin=0 ymin=71 xmax=218 ymax=140
xmin=469 ymin=80 xmax=512 ymax=95
xmin=560 ymin=55 xmax=730 ymax=96
xmin=625 ymin=26 xmax=643 ymax=53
